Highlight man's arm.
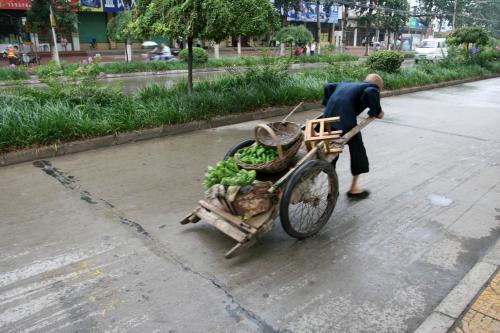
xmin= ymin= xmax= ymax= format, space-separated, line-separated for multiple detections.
xmin=362 ymin=87 xmax=384 ymax=119
xmin=322 ymin=83 xmax=338 ymax=106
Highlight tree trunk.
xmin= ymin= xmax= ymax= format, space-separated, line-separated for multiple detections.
xmin=330 ymin=23 xmax=335 ymax=45
xmin=316 ymin=1 xmax=321 ymax=55
xmin=364 ymin=22 xmax=369 ymax=56
xmin=126 ymin=38 xmax=132 ymax=62
xmin=386 ymin=30 xmax=390 ymax=50
xmin=187 ymin=37 xmax=193 ymax=94
xmin=49 ymin=6 xmax=60 ymax=67
xmin=214 ymin=42 xmax=220 ymax=59
xmin=280 ymin=42 xmax=285 ymax=56
xmin=237 ymin=36 xmax=242 ymax=57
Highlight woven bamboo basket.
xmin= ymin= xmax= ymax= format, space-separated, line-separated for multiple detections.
xmin=234 ymin=125 xmax=303 ymax=173
xmin=254 ymin=122 xmax=302 ymax=148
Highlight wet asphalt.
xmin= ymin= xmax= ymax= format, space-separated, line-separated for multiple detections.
xmin=0 ymin=78 xmax=499 ymax=332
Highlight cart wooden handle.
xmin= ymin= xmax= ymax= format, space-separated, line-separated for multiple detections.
xmin=254 ymin=123 xmax=284 ymax=158
xmin=269 ymin=116 xmax=376 ymax=193
xmin=340 ymin=117 xmax=375 ymax=143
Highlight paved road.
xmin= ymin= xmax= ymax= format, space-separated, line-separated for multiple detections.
xmin=1 ymin=79 xmax=499 ymax=332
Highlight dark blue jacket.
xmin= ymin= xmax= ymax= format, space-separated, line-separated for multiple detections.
xmin=322 ymin=82 xmax=382 ymax=132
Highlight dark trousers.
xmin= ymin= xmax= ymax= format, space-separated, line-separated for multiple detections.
xmin=332 ymin=132 xmax=369 ymax=176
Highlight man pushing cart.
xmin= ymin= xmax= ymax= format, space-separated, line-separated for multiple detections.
xmin=180 ymin=74 xmax=385 ymax=258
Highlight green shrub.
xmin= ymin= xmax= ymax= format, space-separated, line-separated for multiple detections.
xmin=34 ymin=60 xmax=62 ymax=80
xmin=275 ymin=25 xmax=314 ymax=46
xmin=0 ymin=67 xmax=29 ymax=81
xmin=366 ymin=50 xmax=404 ymax=73
xmin=403 ymin=51 xmax=415 ymax=59
xmin=475 ymin=48 xmax=500 ymax=64
xmin=179 ymin=47 xmax=209 ymax=65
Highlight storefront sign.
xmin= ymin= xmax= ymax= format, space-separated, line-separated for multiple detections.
xmin=103 ymin=0 xmax=122 ymax=12
xmin=408 ymin=17 xmax=426 ymax=29
xmin=287 ymin=1 xmax=339 ymax=24
xmin=0 ymin=0 xmax=31 ymax=10
xmin=80 ymin=0 xmax=103 ymax=12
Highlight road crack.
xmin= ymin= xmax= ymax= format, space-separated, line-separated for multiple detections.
xmin=33 ymin=159 xmax=280 ymax=332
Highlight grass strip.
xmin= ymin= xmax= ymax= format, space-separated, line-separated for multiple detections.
xmin=0 ymin=67 xmax=30 ymax=81
xmin=1 ymin=61 xmax=499 ymax=153
xmin=43 ymin=54 xmax=358 ymax=77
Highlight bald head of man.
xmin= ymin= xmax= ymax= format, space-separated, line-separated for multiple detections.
xmin=365 ymin=73 xmax=383 ymax=90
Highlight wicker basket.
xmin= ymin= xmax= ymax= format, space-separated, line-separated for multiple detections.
xmin=255 ymin=122 xmax=302 ymax=148
xmin=234 ymin=131 xmax=303 ymax=173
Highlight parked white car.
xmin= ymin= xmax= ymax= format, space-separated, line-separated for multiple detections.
xmin=415 ymin=38 xmax=448 ymax=63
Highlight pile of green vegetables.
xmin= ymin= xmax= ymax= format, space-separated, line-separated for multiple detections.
xmin=237 ymin=144 xmax=279 ymax=165
xmin=204 ymin=158 xmax=257 ymax=189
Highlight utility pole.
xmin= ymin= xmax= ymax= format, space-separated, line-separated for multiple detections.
xmin=49 ymin=5 xmax=61 ymax=67
xmin=316 ymin=0 xmax=321 ymax=55
xmin=452 ymin=0 xmax=458 ymax=30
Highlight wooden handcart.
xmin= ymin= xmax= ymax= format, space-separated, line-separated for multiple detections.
xmin=180 ymin=114 xmax=376 ymax=258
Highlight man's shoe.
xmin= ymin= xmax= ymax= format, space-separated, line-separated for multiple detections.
xmin=347 ymin=190 xmax=370 ymax=199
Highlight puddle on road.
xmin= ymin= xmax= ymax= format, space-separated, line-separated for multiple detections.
xmin=427 ymin=194 xmax=454 ymax=207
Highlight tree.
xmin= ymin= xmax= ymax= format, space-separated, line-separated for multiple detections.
xmin=27 ymin=0 xmax=78 ymax=64
xmin=273 ymin=0 xmax=300 ymax=27
xmin=418 ymin=0 xmax=451 ymax=32
xmin=468 ymin=1 xmax=500 ymax=39
xmin=417 ymin=0 xmax=473 ymax=31
xmin=107 ymin=11 xmax=135 ymax=62
xmin=447 ymin=26 xmax=491 ymax=59
xmin=228 ymin=0 xmax=279 ymax=56
xmin=354 ymin=0 xmax=378 ymax=56
xmin=133 ymin=0 xmax=277 ymax=94
xmin=275 ymin=25 xmax=314 ymax=55
xmin=376 ymin=0 xmax=409 ymax=50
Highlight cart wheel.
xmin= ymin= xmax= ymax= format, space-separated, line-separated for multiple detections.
xmin=224 ymin=139 xmax=255 ymax=160
xmin=280 ymin=160 xmax=339 ymax=239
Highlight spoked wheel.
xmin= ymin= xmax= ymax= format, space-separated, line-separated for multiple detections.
xmin=280 ymin=160 xmax=339 ymax=239
xmin=224 ymin=139 xmax=255 ymax=160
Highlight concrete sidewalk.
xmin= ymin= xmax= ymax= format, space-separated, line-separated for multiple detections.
xmin=415 ymin=238 xmax=500 ymax=333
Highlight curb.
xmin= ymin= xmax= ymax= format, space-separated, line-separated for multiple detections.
xmin=1 ymin=74 xmax=498 ymax=167
xmin=414 ymin=237 xmax=500 ymax=333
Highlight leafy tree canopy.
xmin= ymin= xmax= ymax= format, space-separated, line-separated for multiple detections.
xmin=107 ymin=11 xmax=134 ymax=42
xmin=133 ymin=0 xmax=232 ymax=42
xmin=228 ymin=0 xmax=279 ymax=38
xmin=375 ymin=0 xmax=410 ymax=34
xmin=275 ymin=25 xmax=313 ymax=45
xmin=27 ymin=0 xmax=78 ymax=34
xmin=447 ymin=26 xmax=491 ymax=48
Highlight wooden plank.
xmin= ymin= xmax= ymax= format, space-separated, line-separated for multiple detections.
xmin=179 ymin=211 xmax=200 ymax=225
xmin=195 ymin=208 xmax=248 ymax=242
xmin=225 ymin=238 xmax=257 ymax=259
xmin=319 ymin=120 xmax=325 ymax=137
xmin=321 ymin=116 xmax=340 ymax=123
xmin=246 ymin=207 xmax=276 ymax=229
xmin=341 ymin=117 xmax=375 ymax=142
xmin=198 ymin=200 xmax=257 ymax=233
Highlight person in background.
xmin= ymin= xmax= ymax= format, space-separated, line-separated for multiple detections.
xmin=471 ymin=44 xmax=480 ymax=58
xmin=158 ymin=43 xmax=173 ymax=60
xmin=61 ymin=36 xmax=68 ymax=51
xmin=295 ymin=45 xmax=304 ymax=56
xmin=6 ymin=44 xmax=18 ymax=67
xmin=310 ymin=42 xmax=316 ymax=56
xmin=321 ymin=74 xmax=385 ymax=199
